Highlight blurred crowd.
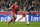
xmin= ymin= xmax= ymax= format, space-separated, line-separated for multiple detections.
xmin=0 ymin=0 xmax=40 ymax=12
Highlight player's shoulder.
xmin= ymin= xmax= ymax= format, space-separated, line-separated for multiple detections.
xmin=15 ymin=4 xmax=19 ymax=6
xmin=11 ymin=4 xmax=14 ymax=7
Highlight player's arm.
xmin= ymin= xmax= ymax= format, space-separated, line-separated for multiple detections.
xmin=7 ymin=5 xmax=13 ymax=10
xmin=19 ymin=8 xmax=24 ymax=13
xmin=19 ymin=7 xmax=22 ymax=12
xmin=18 ymin=7 xmax=24 ymax=13
xmin=19 ymin=9 xmax=22 ymax=11
xmin=26 ymin=12 xmax=29 ymax=14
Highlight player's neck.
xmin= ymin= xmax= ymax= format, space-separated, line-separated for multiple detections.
xmin=15 ymin=4 xmax=17 ymax=5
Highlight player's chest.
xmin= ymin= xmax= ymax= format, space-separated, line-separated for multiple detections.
xmin=14 ymin=5 xmax=18 ymax=9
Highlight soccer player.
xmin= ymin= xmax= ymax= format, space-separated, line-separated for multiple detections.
xmin=7 ymin=1 xmax=22 ymax=27
xmin=18 ymin=6 xmax=28 ymax=23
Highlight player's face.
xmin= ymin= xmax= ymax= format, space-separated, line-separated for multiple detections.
xmin=15 ymin=2 xmax=18 ymax=5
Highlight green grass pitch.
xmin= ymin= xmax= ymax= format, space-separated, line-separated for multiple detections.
xmin=0 ymin=22 xmax=40 ymax=27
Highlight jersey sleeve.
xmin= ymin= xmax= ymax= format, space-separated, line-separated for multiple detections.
xmin=12 ymin=5 xmax=14 ymax=7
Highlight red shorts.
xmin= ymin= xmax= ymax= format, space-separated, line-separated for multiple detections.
xmin=12 ymin=12 xmax=17 ymax=17
xmin=22 ymin=13 xmax=26 ymax=17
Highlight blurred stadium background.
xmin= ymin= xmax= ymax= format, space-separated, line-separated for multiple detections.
xmin=0 ymin=0 xmax=40 ymax=27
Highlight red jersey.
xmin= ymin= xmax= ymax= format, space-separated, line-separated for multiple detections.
xmin=23 ymin=9 xmax=26 ymax=11
xmin=12 ymin=4 xmax=19 ymax=14
xmin=22 ymin=9 xmax=26 ymax=17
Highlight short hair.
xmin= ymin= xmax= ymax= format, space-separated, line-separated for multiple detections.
xmin=15 ymin=1 xmax=17 ymax=3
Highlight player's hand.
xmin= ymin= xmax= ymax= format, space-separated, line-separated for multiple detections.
xmin=6 ymin=9 xmax=9 ymax=11
xmin=26 ymin=12 xmax=29 ymax=13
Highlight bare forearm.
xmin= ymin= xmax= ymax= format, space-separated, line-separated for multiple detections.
xmin=7 ymin=5 xmax=13 ymax=10
xmin=19 ymin=9 xmax=22 ymax=12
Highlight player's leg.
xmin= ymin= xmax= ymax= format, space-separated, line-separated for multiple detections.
xmin=7 ymin=13 xmax=15 ymax=27
xmin=7 ymin=17 xmax=14 ymax=27
xmin=13 ymin=19 xmax=15 ymax=26
xmin=18 ymin=16 xmax=23 ymax=22
xmin=13 ymin=20 xmax=15 ymax=26
xmin=25 ymin=16 xmax=27 ymax=24
xmin=8 ymin=14 xmax=17 ymax=27
xmin=13 ymin=14 xmax=17 ymax=26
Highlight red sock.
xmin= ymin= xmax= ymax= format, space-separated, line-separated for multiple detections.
xmin=19 ymin=18 xmax=21 ymax=20
xmin=13 ymin=21 xmax=14 ymax=24
xmin=13 ymin=17 xmax=16 ymax=24
xmin=13 ymin=18 xmax=16 ymax=26
xmin=18 ymin=18 xmax=22 ymax=21
xmin=8 ymin=19 xmax=13 ymax=26
xmin=13 ymin=20 xmax=15 ymax=26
